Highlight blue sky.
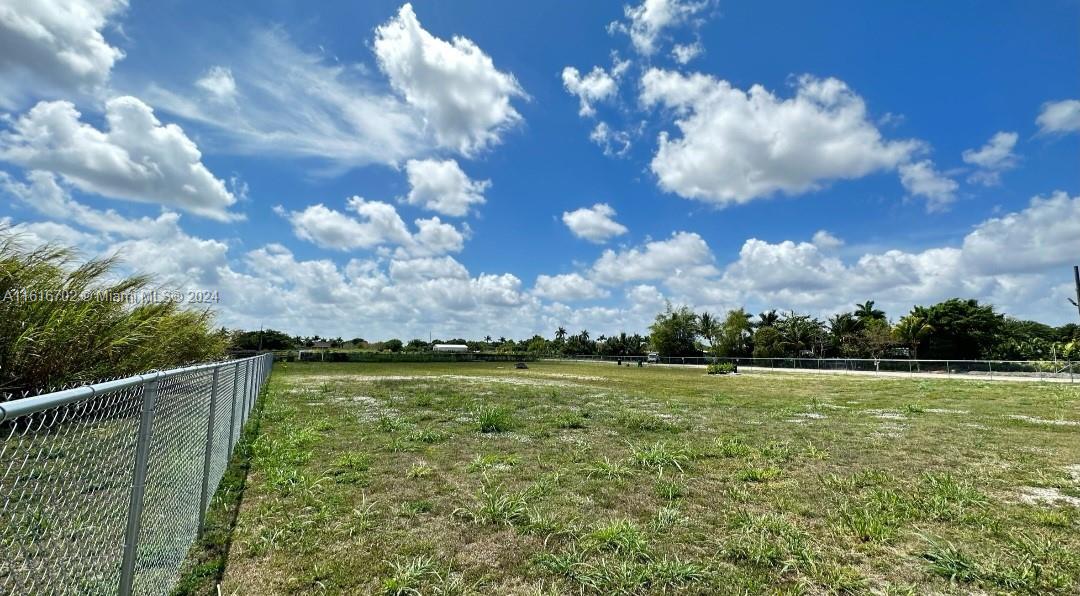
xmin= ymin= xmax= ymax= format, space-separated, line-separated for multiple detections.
xmin=1 ymin=0 xmax=1078 ymax=339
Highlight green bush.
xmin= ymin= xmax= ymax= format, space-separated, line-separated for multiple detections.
xmin=706 ymin=362 xmax=736 ymax=375
xmin=0 ymin=232 xmax=228 ymax=395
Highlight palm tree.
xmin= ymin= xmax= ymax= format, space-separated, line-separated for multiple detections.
xmin=555 ymin=327 xmax=567 ymax=341
xmin=698 ymin=311 xmax=719 ymax=347
xmin=828 ymin=312 xmax=863 ymax=353
xmin=756 ymin=310 xmax=779 ymax=328
xmin=778 ymin=312 xmax=826 ymax=357
xmin=894 ymin=313 xmax=934 ymax=361
xmin=579 ymin=329 xmax=590 ymax=342
xmin=484 ymin=335 xmax=492 ymax=343
xmin=854 ymin=300 xmax=886 ymax=322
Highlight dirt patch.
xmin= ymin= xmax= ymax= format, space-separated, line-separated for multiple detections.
xmin=529 ymin=372 xmax=608 ymax=382
xmin=925 ymin=408 xmax=969 ymax=415
xmin=327 ymin=394 xmax=397 ymax=421
xmin=343 ymin=374 xmax=589 ymax=389
xmin=1007 ymin=414 xmax=1080 ymax=427
xmin=787 ymin=412 xmax=826 ymax=422
xmin=1017 ymin=486 xmax=1080 ymax=507
xmin=867 ymin=409 xmax=907 ymax=420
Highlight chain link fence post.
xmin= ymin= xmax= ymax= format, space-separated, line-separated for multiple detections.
xmin=241 ymin=361 xmax=249 ymax=424
xmin=197 ymin=365 xmax=221 ymax=533
xmin=228 ymin=361 xmax=240 ymax=457
xmin=118 ymin=373 xmax=161 ymax=595
xmin=249 ymin=358 xmax=256 ymax=417
xmin=246 ymin=359 xmax=255 ymax=421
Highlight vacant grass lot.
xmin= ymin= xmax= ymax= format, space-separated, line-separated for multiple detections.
xmin=211 ymin=361 xmax=1080 ymax=594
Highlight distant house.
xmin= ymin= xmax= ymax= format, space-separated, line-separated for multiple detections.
xmin=433 ymin=344 xmax=468 ymax=353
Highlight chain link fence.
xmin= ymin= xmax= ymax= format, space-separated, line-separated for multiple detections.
xmin=559 ymin=355 xmax=1078 ymax=382
xmin=0 ymin=353 xmax=272 ymax=595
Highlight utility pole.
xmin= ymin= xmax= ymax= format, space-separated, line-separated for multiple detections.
xmin=1071 ymin=266 xmax=1080 ymax=319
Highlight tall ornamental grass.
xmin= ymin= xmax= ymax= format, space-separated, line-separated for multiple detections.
xmin=0 ymin=233 xmax=228 ymax=396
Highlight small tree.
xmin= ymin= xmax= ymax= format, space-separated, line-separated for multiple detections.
xmin=893 ymin=314 xmax=933 ymax=360
xmin=919 ymin=299 xmax=1003 ymax=359
xmin=649 ymin=304 xmax=700 ymax=357
xmin=697 ymin=312 xmax=719 ymax=351
xmin=405 ymin=339 xmax=429 ymax=352
xmin=525 ymin=335 xmax=549 ymax=353
xmin=828 ymin=313 xmax=863 ymax=356
xmin=856 ymin=319 xmax=895 ymax=359
xmin=716 ymin=308 xmax=753 ymax=356
xmin=752 ymin=327 xmax=784 ymax=358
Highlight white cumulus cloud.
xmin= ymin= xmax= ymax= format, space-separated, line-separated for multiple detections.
xmin=811 ymin=230 xmax=844 ymax=250
xmin=533 ymin=273 xmax=609 ymax=301
xmin=374 ymin=3 xmax=526 ymax=156
xmin=390 ymin=256 xmax=470 ymax=283
xmin=280 ymin=196 xmax=464 ymax=257
xmin=1 ymin=170 xmax=182 ymax=238
xmin=641 ymin=70 xmax=920 ymax=206
xmin=0 ymin=0 xmax=127 ymax=108
xmin=589 ymin=122 xmax=633 ymax=157
xmin=0 ymin=97 xmax=239 ymax=220
xmin=670 ymin=41 xmax=703 ymax=64
xmin=562 ymin=203 xmax=629 ymax=243
xmin=960 ymin=191 xmax=1080 ymax=276
xmin=701 ymin=191 xmax=1080 ymax=320
xmin=898 ymin=160 xmax=958 ymax=212
xmin=195 ymin=66 xmax=237 ymax=103
xmin=1036 ymin=99 xmax=1080 ymax=134
xmin=613 ymin=0 xmax=712 ymax=56
xmin=962 ymin=131 xmax=1018 ymax=186
xmin=562 ymin=57 xmax=629 ymax=118
xmin=591 ymin=231 xmax=717 ymax=285
xmin=403 ymin=158 xmax=489 ymax=217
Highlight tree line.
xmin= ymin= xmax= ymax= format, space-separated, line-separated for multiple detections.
xmin=648 ymin=299 xmax=1080 ymax=361
xmin=232 ymin=297 xmax=1080 ymax=362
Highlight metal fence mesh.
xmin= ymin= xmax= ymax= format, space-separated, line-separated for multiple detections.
xmin=0 ymin=354 xmax=271 ymax=595
xmin=203 ymin=366 xmax=236 ymax=520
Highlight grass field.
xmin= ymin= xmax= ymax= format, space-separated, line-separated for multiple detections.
xmin=199 ymin=361 xmax=1080 ymax=594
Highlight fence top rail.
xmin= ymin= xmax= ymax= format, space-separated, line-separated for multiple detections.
xmin=0 ymin=354 xmax=267 ymax=422
xmin=563 ymin=355 xmax=1072 ymax=365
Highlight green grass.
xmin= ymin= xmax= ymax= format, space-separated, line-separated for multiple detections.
xmin=202 ymin=360 xmax=1080 ymax=594
xmin=472 ymin=404 xmax=514 ymax=433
